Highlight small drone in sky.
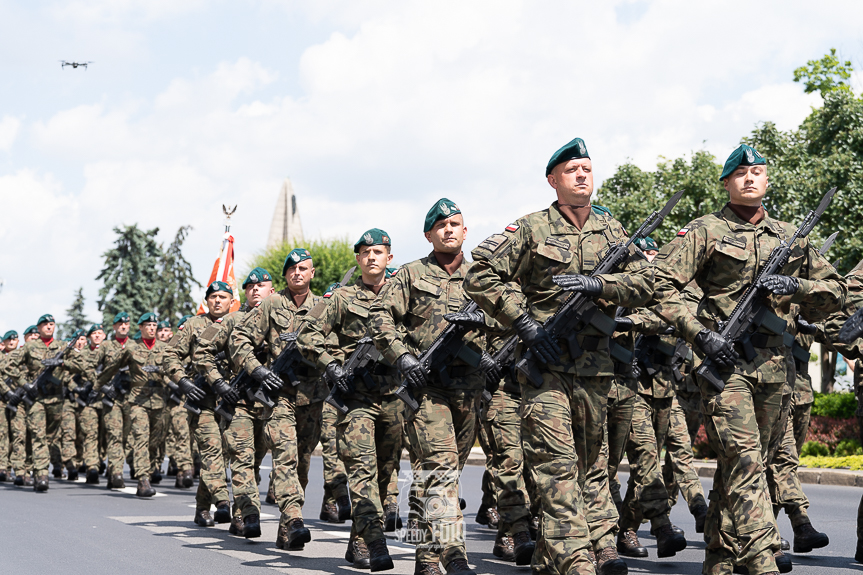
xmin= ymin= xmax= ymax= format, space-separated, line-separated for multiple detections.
xmin=60 ymin=61 xmax=93 ymax=70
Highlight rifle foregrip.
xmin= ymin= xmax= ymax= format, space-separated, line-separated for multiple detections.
xmin=325 ymin=390 xmax=349 ymax=415
xmin=396 ymin=383 xmax=420 ymax=413
xmin=695 ymin=361 xmax=725 ymax=392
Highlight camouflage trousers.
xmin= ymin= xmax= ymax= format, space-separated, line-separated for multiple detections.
xmin=477 ymin=416 xmax=496 ymax=510
xmin=517 ymin=370 xmax=609 ymax=575
xmin=676 ymin=388 xmax=703 ymax=444
xmin=790 ymin=401 xmax=812 ymax=460
xmin=266 ymin=397 xmax=323 ymax=523
xmin=60 ymin=399 xmax=77 ymax=469
xmin=607 ymin=392 xmax=635 ymax=509
xmin=165 ymin=403 xmax=193 ymax=472
xmin=102 ymin=399 xmax=127 ymax=475
xmin=124 ymin=403 xmax=169 ymax=480
xmin=75 ymin=405 xmax=101 ymax=470
xmin=584 ymin=423 xmax=621 ymax=551
xmin=663 ymin=395 xmax=707 ymax=512
xmin=321 ymin=402 xmax=349 ymax=505
xmin=188 ymin=408 xmax=229 ymax=509
xmin=481 ymin=388 xmax=535 ymax=537
xmin=766 ymin=397 xmax=811 ymax=528
xmin=8 ymin=402 xmax=29 ymax=474
xmin=700 ymin=372 xmax=784 ymax=575
xmin=0 ymin=401 xmax=9 ymax=470
xmin=223 ymin=404 xmax=267 ymax=518
xmin=27 ymin=399 xmax=72 ymax=475
xmin=620 ymin=394 xmax=674 ymax=531
xmin=336 ymin=393 xmax=403 ymax=544
xmin=405 ymin=386 xmax=481 ymax=566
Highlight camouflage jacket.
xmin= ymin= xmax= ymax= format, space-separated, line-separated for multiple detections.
xmin=99 ymin=339 xmax=168 ymax=409
xmin=66 ymin=337 xmax=132 ymax=394
xmin=650 ymin=204 xmax=845 ymax=384
xmin=0 ymin=350 xmax=17 ymax=396
xmin=297 ymin=282 xmax=397 ymax=396
xmin=465 ymin=202 xmax=653 ymax=378
xmin=163 ymin=314 xmax=221 ymax=409
xmin=16 ymin=338 xmax=74 ymax=404
xmin=369 ymin=252 xmax=488 ymax=390
xmin=229 ymin=290 xmax=328 ymax=406
xmin=820 ymin=259 xmax=863 ymax=360
xmin=193 ymin=306 xmax=249 ymax=387
xmin=628 ymin=309 xmax=678 ymax=398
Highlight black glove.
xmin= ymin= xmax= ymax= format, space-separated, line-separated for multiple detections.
xmin=444 ymin=310 xmax=486 ymax=329
xmin=396 ymin=353 xmax=428 ymax=389
xmin=72 ymin=386 xmax=87 ymax=395
xmin=177 ymin=377 xmax=206 ymax=402
xmin=512 ymin=314 xmax=560 ymax=365
xmin=325 ymin=362 xmax=352 ymax=394
xmin=141 ymin=365 xmax=161 ymax=374
xmin=212 ymin=379 xmax=239 ymax=405
xmin=41 ymin=357 xmax=64 ymax=368
xmin=552 ymin=274 xmax=603 ymax=296
xmin=695 ymin=329 xmax=739 ymax=369
xmin=796 ymin=317 xmax=818 ymax=335
xmin=756 ymin=275 xmax=799 ymax=296
xmin=615 ymin=317 xmax=634 ymax=332
xmin=103 ymin=384 xmax=118 ymax=401
xmin=4 ymin=390 xmax=13 ymax=403
xmin=250 ymin=366 xmax=283 ymax=393
xmin=7 ymin=391 xmax=21 ymax=407
xmin=479 ymin=352 xmax=502 ymax=386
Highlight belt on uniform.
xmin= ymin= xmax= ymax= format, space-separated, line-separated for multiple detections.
xmin=578 ymin=335 xmax=609 ymax=352
xmin=283 ymin=366 xmax=314 ymax=378
xmin=747 ymin=333 xmax=786 ymax=349
xmin=447 ymin=366 xmax=475 ymax=378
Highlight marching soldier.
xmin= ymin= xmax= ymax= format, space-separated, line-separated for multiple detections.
xmin=229 ymin=249 xmax=329 ymax=550
xmin=644 ymin=144 xmax=844 ymax=575
xmin=465 ymin=138 xmax=653 ymax=575
xmin=7 ymin=326 xmax=39 ymax=485
xmin=160 ymin=316 xmax=194 ymax=486
xmin=0 ymin=330 xmax=19 ymax=481
xmin=157 ymin=320 xmax=174 ymax=342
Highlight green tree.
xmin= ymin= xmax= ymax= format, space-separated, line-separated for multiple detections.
xmin=59 ymin=287 xmax=89 ymax=339
xmin=157 ymin=226 xmax=201 ymax=325
xmin=793 ymin=48 xmax=854 ymax=97
xmin=244 ymin=237 xmax=357 ymax=298
xmin=96 ymin=224 xmax=162 ymax=333
xmin=597 ymin=150 xmax=725 ymax=247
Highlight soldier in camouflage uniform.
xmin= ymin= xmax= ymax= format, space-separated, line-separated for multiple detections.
xmin=465 ymin=138 xmax=652 ymax=575
xmin=16 ymin=314 xmax=77 ymax=491
xmin=160 ymin=316 xmax=194 ymax=487
xmin=644 ymin=144 xmax=844 ymax=575
xmin=369 ymin=200 xmax=496 ymax=575
xmin=0 ymin=330 xmax=19 ymax=481
xmin=229 ymin=249 xmax=328 ymax=551
xmin=6 ymin=326 xmax=38 ymax=485
xmin=320 ymin=401 xmax=351 ymax=523
xmin=192 ymin=266 xmax=276 ymax=539
xmin=164 ymin=282 xmax=235 ymax=526
xmin=298 ymin=228 xmax=406 ymax=571
xmin=71 ymin=324 xmax=108 ymax=484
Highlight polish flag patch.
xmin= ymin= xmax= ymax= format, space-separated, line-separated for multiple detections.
xmin=324 ymin=291 xmax=333 ymax=298
xmin=677 ymin=228 xmax=689 ymax=237
xmin=505 ymin=224 xmax=519 ymax=232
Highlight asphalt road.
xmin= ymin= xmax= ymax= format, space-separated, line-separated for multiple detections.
xmin=2 ymin=457 xmax=861 ymax=574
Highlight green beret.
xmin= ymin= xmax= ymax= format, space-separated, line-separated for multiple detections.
xmin=282 ymin=249 xmax=312 ymax=275
xmin=23 ymin=325 xmax=38 ymax=336
xmin=157 ymin=320 xmax=171 ymax=329
xmin=635 ymin=237 xmax=658 ymax=251
xmin=424 ymin=199 xmax=462 ymax=233
xmin=205 ymin=281 xmax=233 ymax=298
xmin=86 ymin=324 xmax=103 ymax=336
xmin=546 ymin=137 xmax=590 ymax=176
xmin=2 ymin=330 xmax=17 ymax=341
xmin=242 ymin=267 xmax=273 ymax=288
xmin=385 ymin=267 xmax=398 ymax=278
xmin=137 ymin=312 xmax=157 ymax=325
xmin=71 ymin=328 xmax=86 ymax=340
xmin=113 ymin=312 xmax=130 ymax=324
xmin=132 ymin=331 xmax=142 ymax=341
xmin=719 ymin=144 xmax=766 ymax=181
xmin=37 ymin=314 xmax=55 ymax=326
xmin=354 ymin=228 xmax=392 ymax=253
xmin=178 ymin=314 xmax=194 ymax=328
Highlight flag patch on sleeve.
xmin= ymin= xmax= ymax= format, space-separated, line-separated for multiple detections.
xmin=505 ymin=224 xmax=519 ymax=233
xmin=677 ymin=228 xmax=689 ymax=237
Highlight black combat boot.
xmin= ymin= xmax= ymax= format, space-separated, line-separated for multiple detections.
xmin=368 ymin=537 xmax=394 ymax=572
xmin=194 ymin=509 xmax=215 ymax=527
xmin=617 ymin=529 xmax=648 ymax=558
xmin=150 ymin=468 xmax=162 ymax=485
xmin=34 ymin=475 xmax=49 ymax=492
xmin=136 ymin=477 xmax=156 ymax=497
xmin=52 ymin=465 xmax=63 ymax=479
xmin=443 ymin=557 xmax=476 ymax=574
xmin=86 ymin=467 xmax=100 ymax=484
xmin=774 ymin=550 xmax=793 ymax=573
xmin=513 ymin=531 xmax=535 ymax=566
xmin=110 ymin=472 xmax=125 ymax=489
xmin=384 ymin=502 xmax=402 ymax=532
xmin=692 ymin=504 xmax=708 ymax=534
xmin=229 ymin=515 xmax=245 ymax=535
xmin=243 ymin=514 xmax=261 ymax=539
xmin=13 ymin=473 xmax=25 ymax=486
xmin=166 ymin=461 xmax=178 ymax=476
xmin=492 ymin=533 xmax=515 ymax=561
xmin=66 ymin=464 xmax=79 ymax=482
xmin=0 ymin=469 xmax=7 ymax=482
xmin=414 ymin=563 xmax=443 ymax=575
xmin=670 ymin=524 xmax=684 ymax=535
xmin=856 ymin=539 xmax=863 ymax=563
xmin=266 ymin=482 xmax=276 ymax=504
xmin=275 ymin=523 xmax=288 ymax=549
xmin=337 ymin=495 xmax=352 ymax=522
xmin=182 ymin=469 xmax=194 ymax=488
xmin=529 ymin=515 xmax=539 ymax=541
xmin=459 ymin=498 xmax=466 ymax=510
xmin=24 ymin=473 xmax=34 ymax=487
xmin=595 ymin=547 xmax=628 ymax=575
xmin=792 ymin=522 xmax=829 ymax=553
xmin=346 ymin=537 xmax=370 ymax=569
xmin=214 ymin=500 xmax=231 ymax=523
xmin=780 ymin=538 xmax=790 ymax=551
xmin=475 ymin=504 xmax=499 ymax=529
xmin=319 ymin=501 xmax=341 ymax=523
xmin=286 ymin=518 xmax=311 ymax=549
xmin=652 ymin=523 xmax=687 ymax=558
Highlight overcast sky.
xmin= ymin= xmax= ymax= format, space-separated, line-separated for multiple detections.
xmin=2 ymin=0 xmax=863 ymax=331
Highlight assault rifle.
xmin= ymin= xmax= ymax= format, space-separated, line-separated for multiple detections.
xmin=697 ymin=187 xmax=837 ymax=392
xmin=396 ymin=301 xmax=483 ymax=414
xmin=13 ymin=338 xmax=77 ymax=410
xmin=99 ymin=367 xmax=131 ymax=408
xmin=515 ymin=189 xmax=685 ymax=388
xmin=325 ymin=336 xmax=381 ymax=415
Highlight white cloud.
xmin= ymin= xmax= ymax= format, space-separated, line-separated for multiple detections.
xmin=0 ymin=116 xmax=21 ymax=152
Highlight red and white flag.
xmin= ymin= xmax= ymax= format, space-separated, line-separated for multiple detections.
xmin=198 ymin=231 xmax=241 ymax=315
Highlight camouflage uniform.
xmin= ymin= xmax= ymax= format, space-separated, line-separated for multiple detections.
xmin=647 ymin=204 xmax=844 ymax=575
xmin=477 ymin=417 xmax=497 ymax=513
xmin=2 ymin=348 xmax=30 ymax=476
xmin=298 ymin=280 xmax=405 ymax=546
xmin=64 ymin=345 xmax=103 ymax=473
xmin=163 ymin=315 xmax=230 ymax=511
xmin=663 ymin=394 xmax=707 ymax=513
xmin=229 ymin=290 xmax=327 ymax=528
xmin=99 ymin=339 xmax=169 ymax=480
xmin=607 ymin=376 xmax=636 ymax=510
xmin=465 ymin=203 xmax=653 ymax=574
xmin=164 ymin=403 xmax=193 ymax=475
xmin=369 ymin=252 xmax=487 ymax=567
xmin=0 ymin=351 xmax=13 ymax=473
xmin=320 ymin=402 xmax=349 ymax=507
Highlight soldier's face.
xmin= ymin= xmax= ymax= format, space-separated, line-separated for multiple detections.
xmin=245 ymin=281 xmax=275 ymax=306
xmin=357 ymin=245 xmax=393 ymax=277
xmin=140 ymin=322 xmax=157 ymax=338
xmin=25 ymin=333 xmax=39 ymax=342
xmin=724 ymin=165 xmax=768 ymax=205
xmin=114 ymin=321 xmax=130 ymax=337
xmin=38 ymin=322 xmax=55 ymax=339
xmin=644 ymin=250 xmax=658 ymax=262
xmin=207 ymin=292 xmax=232 ymax=317
xmin=156 ymin=327 xmax=172 ymax=342
xmin=4 ymin=338 xmax=17 ymax=351
xmin=89 ymin=330 xmax=105 ymax=345
xmin=424 ymin=215 xmax=466 ymax=254
xmin=548 ymin=158 xmax=593 ymax=203
xmin=285 ymin=261 xmax=315 ymax=294
xmin=74 ymin=336 xmax=87 ymax=350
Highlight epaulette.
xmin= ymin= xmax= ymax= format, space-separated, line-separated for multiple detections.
xmin=591 ymin=205 xmax=612 ymax=217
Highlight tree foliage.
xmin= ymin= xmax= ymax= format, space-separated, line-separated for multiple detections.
xmin=156 ymin=226 xmax=200 ymax=325
xmin=59 ymin=287 xmax=89 ymax=339
xmin=244 ymin=237 xmax=357 ymax=298
xmin=793 ymin=48 xmax=854 ymax=96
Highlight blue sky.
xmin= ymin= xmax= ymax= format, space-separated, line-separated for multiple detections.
xmin=2 ymin=0 xmax=863 ymax=331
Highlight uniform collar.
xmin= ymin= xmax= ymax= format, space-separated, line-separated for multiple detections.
xmin=549 ymin=202 xmax=602 ymax=235
xmin=427 ymin=251 xmax=468 ymax=278
xmin=281 ymin=288 xmax=315 ymax=311
xmin=720 ymin=203 xmax=785 ymax=236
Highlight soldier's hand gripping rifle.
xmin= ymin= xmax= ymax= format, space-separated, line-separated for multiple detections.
xmin=99 ymin=367 xmax=131 ymax=408
xmin=515 ymin=189 xmax=685 ymax=388
xmin=325 ymin=336 xmax=381 ymax=415
xmin=13 ymin=337 xmax=77 ymax=409
xmin=697 ymin=187 xmax=837 ymax=392
xmin=395 ymin=301 xmax=483 ymax=414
